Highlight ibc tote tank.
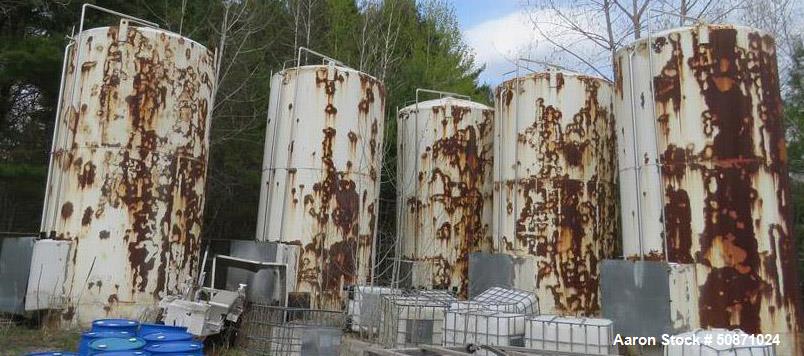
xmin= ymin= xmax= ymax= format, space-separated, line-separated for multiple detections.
xmin=613 ymin=24 xmax=801 ymax=351
xmin=38 ymin=10 xmax=216 ymax=325
xmin=494 ymin=70 xmax=617 ymax=316
xmin=396 ymin=95 xmax=494 ymax=296
xmin=256 ymin=55 xmax=385 ymax=310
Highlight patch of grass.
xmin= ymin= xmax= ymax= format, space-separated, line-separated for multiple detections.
xmin=0 ymin=325 xmax=81 ymax=355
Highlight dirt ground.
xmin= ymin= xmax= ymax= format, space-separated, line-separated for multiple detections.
xmin=0 ymin=324 xmax=246 ymax=355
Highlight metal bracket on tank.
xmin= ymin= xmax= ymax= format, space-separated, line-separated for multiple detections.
xmin=117 ymin=19 xmax=129 ymax=42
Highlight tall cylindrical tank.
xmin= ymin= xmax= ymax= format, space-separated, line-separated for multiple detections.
xmin=39 ymin=22 xmax=215 ymax=325
xmin=396 ymin=97 xmax=494 ymax=296
xmin=256 ymin=64 xmax=385 ymax=310
xmin=493 ymin=70 xmax=617 ymax=316
xmin=613 ymin=24 xmax=801 ymax=351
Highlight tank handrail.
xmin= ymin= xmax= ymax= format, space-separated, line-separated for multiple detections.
xmin=519 ymin=58 xmax=572 ymax=72
xmin=296 ymin=47 xmax=348 ymax=69
xmin=501 ymin=58 xmax=579 ymax=78
xmin=414 ymin=88 xmax=470 ymax=104
xmin=649 ymin=8 xmax=706 ymax=25
xmin=40 ymin=41 xmax=74 ymax=235
xmin=281 ymin=58 xmax=296 ymax=71
xmin=79 ymin=3 xmax=159 ymax=35
xmin=626 ymin=48 xmax=645 ymax=261
xmin=647 ymin=9 xmax=670 ymax=262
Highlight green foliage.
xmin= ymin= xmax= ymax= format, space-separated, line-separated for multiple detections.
xmin=786 ymin=40 xmax=804 ymax=276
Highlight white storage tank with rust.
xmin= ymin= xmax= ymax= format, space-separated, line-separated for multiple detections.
xmin=35 ymin=10 xmax=216 ymax=326
xmin=493 ymin=70 xmax=617 ymax=316
xmin=256 ymin=56 xmax=385 ymax=310
xmin=396 ymin=94 xmax=494 ymax=296
xmin=613 ymin=24 xmax=801 ymax=352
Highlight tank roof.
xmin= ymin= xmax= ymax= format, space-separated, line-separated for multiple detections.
xmin=399 ymin=97 xmax=491 ymax=113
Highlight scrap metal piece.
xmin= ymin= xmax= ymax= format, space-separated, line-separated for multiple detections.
xmin=160 ymin=285 xmax=246 ymax=337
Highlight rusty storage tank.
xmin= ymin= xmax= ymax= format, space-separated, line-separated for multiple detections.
xmin=37 ymin=10 xmax=216 ymax=326
xmin=396 ymin=93 xmax=494 ymax=296
xmin=255 ymin=53 xmax=385 ymax=310
xmin=493 ymin=70 xmax=617 ymax=316
xmin=613 ymin=24 xmax=801 ymax=352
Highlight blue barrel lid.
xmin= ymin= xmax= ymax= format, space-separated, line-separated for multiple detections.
xmin=143 ymin=332 xmax=193 ymax=343
xmin=26 ymin=353 xmax=78 ymax=356
xmin=144 ymin=341 xmax=203 ymax=353
xmin=82 ymin=330 xmax=134 ymax=338
xmin=90 ymin=337 xmax=147 ymax=351
xmin=94 ymin=352 xmax=150 ymax=356
xmin=138 ymin=323 xmax=188 ymax=335
xmin=93 ymin=319 xmax=139 ymax=328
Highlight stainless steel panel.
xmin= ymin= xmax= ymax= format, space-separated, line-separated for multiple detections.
xmin=468 ymin=252 xmax=513 ymax=298
xmin=0 ymin=236 xmax=35 ymax=314
xmin=600 ymin=260 xmax=671 ymax=338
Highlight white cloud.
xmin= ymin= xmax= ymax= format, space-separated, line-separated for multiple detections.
xmin=463 ymin=7 xmax=616 ymax=85
xmin=463 ymin=12 xmax=540 ymax=85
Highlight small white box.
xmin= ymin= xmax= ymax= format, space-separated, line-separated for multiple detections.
xmin=472 ymin=287 xmax=538 ymax=314
xmin=445 ymin=308 xmax=526 ymax=350
xmin=379 ymin=292 xmax=453 ymax=347
xmin=525 ymin=315 xmax=614 ymax=355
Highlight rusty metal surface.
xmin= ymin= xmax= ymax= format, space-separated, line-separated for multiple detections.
xmin=493 ymin=71 xmax=617 ymax=316
xmin=256 ymin=65 xmax=385 ymax=310
xmin=613 ymin=24 xmax=801 ymax=353
xmin=38 ymin=25 xmax=215 ymax=326
xmin=396 ymin=98 xmax=494 ymax=297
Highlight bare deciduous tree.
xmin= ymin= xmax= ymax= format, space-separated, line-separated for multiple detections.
xmin=522 ymin=0 xmax=787 ymax=79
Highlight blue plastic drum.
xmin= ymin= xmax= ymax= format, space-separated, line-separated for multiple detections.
xmin=26 ymin=353 xmax=78 ymax=356
xmin=89 ymin=337 xmax=147 ymax=353
xmin=144 ymin=341 xmax=203 ymax=355
xmin=142 ymin=332 xmax=193 ymax=345
xmin=137 ymin=324 xmax=188 ymax=337
xmin=91 ymin=319 xmax=140 ymax=333
xmin=79 ymin=331 xmax=135 ymax=355
xmin=93 ymin=352 xmax=150 ymax=356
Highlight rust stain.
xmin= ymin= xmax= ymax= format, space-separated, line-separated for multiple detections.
xmin=77 ymin=161 xmax=96 ymax=188
xmin=81 ymin=207 xmax=93 ymax=226
xmin=61 ymin=202 xmax=74 ymax=220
